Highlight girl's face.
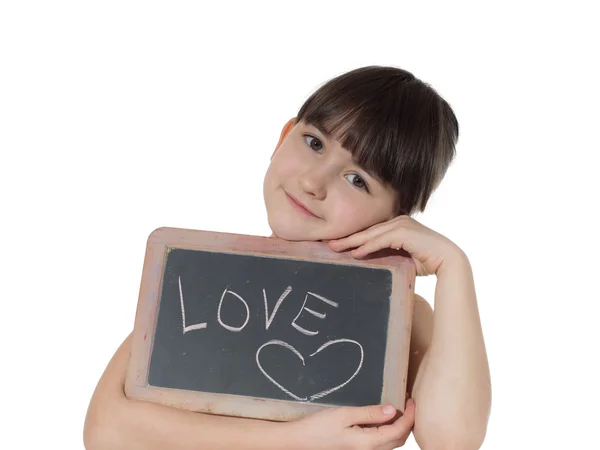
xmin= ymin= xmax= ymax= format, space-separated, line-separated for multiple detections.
xmin=263 ymin=119 xmax=398 ymax=242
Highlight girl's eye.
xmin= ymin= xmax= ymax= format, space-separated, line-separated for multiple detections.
xmin=304 ymin=135 xmax=324 ymax=153
xmin=346 ymin=173 xmax=369 ymax=192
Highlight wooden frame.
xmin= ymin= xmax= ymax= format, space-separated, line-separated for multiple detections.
xmin=125 ymin=227 xmax=415 ymax=421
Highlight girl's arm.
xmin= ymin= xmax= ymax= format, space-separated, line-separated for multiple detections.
xmin=84 ymin=333 xmax=415 ymax=450
xmin=83 ymin=333 xmax=287 ymax=450
xmin=411 ymin=251 xmax=491 ymax=450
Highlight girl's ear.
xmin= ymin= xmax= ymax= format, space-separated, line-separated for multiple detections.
xmin=271 ymin=117 xmax=296 ymax=159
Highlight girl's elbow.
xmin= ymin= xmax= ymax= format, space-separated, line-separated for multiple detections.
xmin=83 ymin=416 xmax=112 ymax=450
xmin=83 ymin=400 xmax=128 ymax=450
xmin=83 ymin=416 xmax=120 ymax=450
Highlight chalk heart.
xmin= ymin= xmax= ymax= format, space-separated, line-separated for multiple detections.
xmin=255 ymin=338 xmax=364 ymax=402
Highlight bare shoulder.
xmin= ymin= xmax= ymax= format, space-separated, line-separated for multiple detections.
xmin=412 ymin=294 xmax=433 ymax=341
xmin=414 ymin=293 xmax=433 ymax=314
xmin=406 ymin=294 xmax=433 ymax=395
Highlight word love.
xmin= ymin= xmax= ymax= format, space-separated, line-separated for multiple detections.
xmin=176 ymin=275 xmax=365 ymax=403
xmin=177 ymin=276 xmax=340 ymax=337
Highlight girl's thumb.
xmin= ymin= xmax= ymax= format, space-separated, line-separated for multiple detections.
xmin=342 ymin=404 xmax=398 ymax=426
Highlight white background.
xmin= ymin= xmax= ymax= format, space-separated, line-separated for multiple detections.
xmin=1 ymin=1 xmax=598 ymax=449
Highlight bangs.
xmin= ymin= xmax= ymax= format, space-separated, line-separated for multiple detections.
xmin=296 ymin=66 xmax=451 ymax=215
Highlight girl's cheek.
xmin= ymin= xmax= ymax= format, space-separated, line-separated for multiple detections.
xmin=278 ymin=153 xmax=303 ymax=176
xmin=332 ymin=203 xmax=361 ymax=231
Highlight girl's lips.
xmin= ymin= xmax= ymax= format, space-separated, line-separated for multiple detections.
xmin=285 ymin=192 xmax=320 ymax=218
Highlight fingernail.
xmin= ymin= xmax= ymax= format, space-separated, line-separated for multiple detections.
xmin=407 ymin=399 xmax=415 ymax=407
xmin=382 ymin=405 xmax=395 ymax=415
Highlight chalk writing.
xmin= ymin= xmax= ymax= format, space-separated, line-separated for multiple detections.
xmin=177 ymin=275 xmax=364 ymax=402
xmin=256 ymin=338 xmax=364 ymax=401
xmin=292 ymin=292 xmax=339 ymax=336
xmin=178 ymin=276 xmax=206 ymax=333
xmin=263 ymin=285 xmax=292 ymax=330
xmin=217 ymin=288 xmax=250 ymax=332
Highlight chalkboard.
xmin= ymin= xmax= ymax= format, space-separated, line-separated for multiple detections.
xmin=126 ymin=227 xmax=415 ymax=421
xmin=149 ymin=247 xmax=391 ymax=406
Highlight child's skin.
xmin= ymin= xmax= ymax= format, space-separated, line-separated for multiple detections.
xmin=84 ymin=118 xmax=491 ymax=450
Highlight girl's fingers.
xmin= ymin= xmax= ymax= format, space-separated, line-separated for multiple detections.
xmin=340 ymin=404 xmax=398 ymax=427
xmin=329 ymin=222 xmax=395 ymax=251
xmin=375 ymin=399 xmax=416 ymax=445
xmin=352 ymin=232 xmax=400 ymax=259
xmin=329 ymin=232 xmax=370 ymax=252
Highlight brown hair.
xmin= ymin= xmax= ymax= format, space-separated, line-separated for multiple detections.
xmin=296 ymin=65 xmax=459 ymax=215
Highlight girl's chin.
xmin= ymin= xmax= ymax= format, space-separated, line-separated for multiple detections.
xmin=267 ymin=215 xmax=344 ymax=242
xmin=268 ymin=223 xmax=321 ymax=242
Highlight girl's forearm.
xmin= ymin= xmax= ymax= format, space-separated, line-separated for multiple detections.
xmin=412 ymin=251 xmax=491 ymax=450
xmin=84 ymin=334 xmax=292 ymax=450
xmin=86 ymin=395 xmax=290 ymax=450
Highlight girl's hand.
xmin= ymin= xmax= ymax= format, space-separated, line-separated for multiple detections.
xmin=328 ymin=215 xmax=463 ymax=277
xmin=284 ymin=400 xmax=415 ymax=450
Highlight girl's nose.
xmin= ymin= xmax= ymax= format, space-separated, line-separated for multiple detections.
xmin=298 ymin=170 xmax=327 ymax=200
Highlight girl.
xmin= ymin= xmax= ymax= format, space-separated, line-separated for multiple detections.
xmin=84 ymin=65 xmax=491 ymax=450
